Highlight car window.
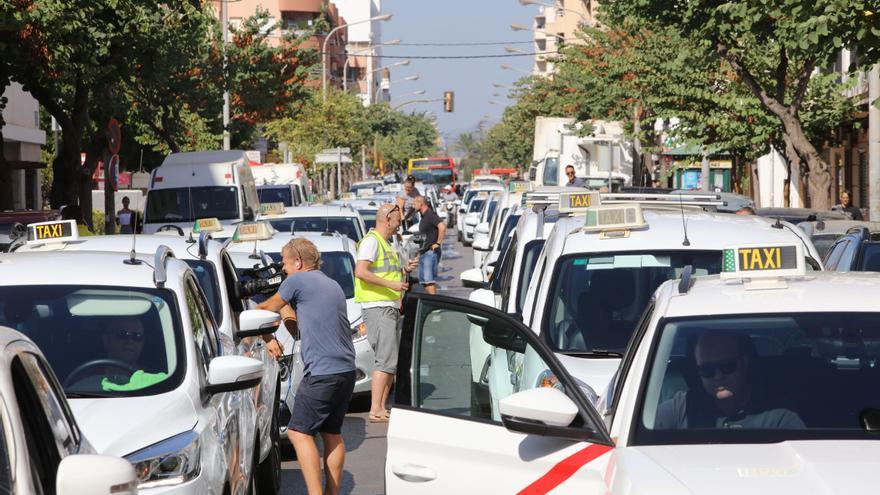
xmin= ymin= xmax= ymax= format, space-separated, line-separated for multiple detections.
xmin=0 ymin=286 xmax=184 ymax=397
xmin=145 ymin=186 xmax=240 ymax=223
xmin=859 ymin=243 xmax=880 ymax=272
xmin=17 ymin=353 xmax=78 ymax=456
xmin=636 ymin=313 xmax=880 ymax=445
xmin=268 ymin=217 xmax=361 ymax=242
xmin=185 ymin=279 xmax=219 ymax=375
xmin=542 ymin=157 xmax=559 ymax=186
xmin=221 ymin=252 xmax=246 ymax=315
xmin=544 ymin=251 xmax=721 ymax=354
xmin=11 ymin=355 xmax=62 ymax=494
xmin=823 ymin=239 xmax=849 ymax=270
xmin=836 ymin=240 xmax=857 ymax=272
xmin=258 ymin=187 xmax=293 ymax=207
xmin=260 ymin=251 xmax=355 ymax=299
xmin=183 ymin=259 xmax=222 ymax=327
xmin=468 ymin=199 xmax=485 ymax=214
xmin=516 ymin=240 xmax=545 ymax=315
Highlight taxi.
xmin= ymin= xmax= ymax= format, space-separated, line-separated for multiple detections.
xmin=258 ymin=202 xmax=366 ymax=243
xmin=17 ymin=218 xmax=283 ymax=492
xmin=0 ymin=325 xmax=139 ymax=495
xmin=224 ymin=223 xmax=375 ymax=430
xmin=471 ymin=187 xmax=526 ymax=272
xmin=387 ymin=246 xmax=880 ymax=493
xmin=462 ymin=191 xmax=501 ymax=247
xmin=456 ymin=184 xmax=503 ymax=242
xmin=520 ymin=192 xmax=823 ymax=403
xmin=0 ymin=220 xmax=278 ymax=494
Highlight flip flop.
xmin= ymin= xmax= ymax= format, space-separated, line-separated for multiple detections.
xmin=369 ymin=413 xmax=389 ymax=423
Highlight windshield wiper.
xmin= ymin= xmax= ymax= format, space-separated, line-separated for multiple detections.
xmin=561 ymin=350 xmax=623 ymax=358
xmin=65 ymin=392 xmax=114 ymax=399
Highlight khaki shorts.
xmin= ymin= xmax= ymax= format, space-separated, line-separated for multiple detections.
xmin=363 ymin=306 xmax=401 ymax=374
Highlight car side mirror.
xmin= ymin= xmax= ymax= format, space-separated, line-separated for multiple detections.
xmin=480 ymin=319 xmax=526 ymax=353
xmin=205 ymin=356 xmax=264 ymax=394
xmin=237 ymin=309 xmax=281 ymax=338
xmin=56 ymin=454 xmax=138 ymax=495
xmin=460 ymin=268 xmax=487 ymax=289
xmin=473 ymin=238 xmax=491 ymax=251
xmin=476 ymin=222 xmax=490 ymax=235
xmin=408 ymin=224 xmax=420 ymax=234
xmin=465 ymin=217 xmax=479 ymax=227
xmin=500 ymin=388 xmax=595 ymax=441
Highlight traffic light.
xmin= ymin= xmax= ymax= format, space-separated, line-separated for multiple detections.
xmin=443 ymin=91 xmax=454 ymax=112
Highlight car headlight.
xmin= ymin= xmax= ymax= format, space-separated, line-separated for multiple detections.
xmin=126 ymin=431 xmax=200 ymax=488
xmin=351 ymin=321 xmax=367 ymax=342
xmin=536 ymin=369 xmax=565 ymax=391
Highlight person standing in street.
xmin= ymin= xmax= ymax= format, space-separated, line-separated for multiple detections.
xmin=354 ymin=203 xmax=418 ymax=423
xmin=258 ymin=238 xmax=355 ymax=495
xmin=413 ymin=195 xmax=446 ymax=295
xmin=564 ymin=165 xmax=587 ymax=188
xmin=116 ymin=196 xmax=135 ymax=234
xmin=396 ymin=175 xmax=422 ymax=225
xmin=838 ymin=189 xmax=864 ymax=220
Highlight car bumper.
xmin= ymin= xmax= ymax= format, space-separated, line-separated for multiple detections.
xmin=353 ymin=337 xmax=374 ymax=394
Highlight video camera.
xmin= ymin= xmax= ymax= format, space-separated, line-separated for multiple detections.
xmin=237 ymin=261 xmax=285 ymax=298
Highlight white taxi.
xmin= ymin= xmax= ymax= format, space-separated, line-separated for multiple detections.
xmin=457 ymin=185 xmax=503 ymax=242
xmin=258 ymin=203 xmax=366 ymax=243
xmin=0 ymin=326 xmax=139 ymax=495
xmin=0 ymin=220 xmax=277 ymax=494
xmin=471 ymin=188 xmax=523 ymax=271
xmin=462 ymin=191 xmax=501 ymax=247
xmin=388 ymin=246 xmax=880 ymax=493
xmin=225 ymin=223 xmax=374 ymax=429
xmin=521 ymin=192 xmax=823 ymax=402
xmin=17 ymin=219 xmax=283 ymax=492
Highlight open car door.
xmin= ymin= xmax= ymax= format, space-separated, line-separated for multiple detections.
xmin=386 ymin=294 xmax=615 ymax=494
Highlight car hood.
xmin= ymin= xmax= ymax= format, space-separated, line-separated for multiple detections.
xmin=556 ymin=353 xmax=620 ymax=400
xmin=618 ymin=441 xmax=880 ymax=494
xmin=69 ymin=390 xmax=197 ymax=457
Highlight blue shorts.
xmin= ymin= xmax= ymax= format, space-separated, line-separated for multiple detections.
xmin=289 ymin=370 xmax=356 ymax=436
xmin=419 ymin=249 xmax=440 ymax=285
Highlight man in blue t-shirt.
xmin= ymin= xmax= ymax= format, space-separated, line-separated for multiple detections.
xmin=259 ymin=238 xmax=355 ymax=495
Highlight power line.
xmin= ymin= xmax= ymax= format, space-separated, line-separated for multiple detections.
xmin=321 ymin=51 xmax=558 ymax=59
xmin=393 ymin=40 xmax=535 ymax=46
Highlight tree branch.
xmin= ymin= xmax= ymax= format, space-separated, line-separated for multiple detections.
xmin=790 ymin=58 xmax=816 ymax=115
xmin=775 ymin=45 xmax=788 ymax=103
xmin=715 ymin=41 xmax=789 ymax=118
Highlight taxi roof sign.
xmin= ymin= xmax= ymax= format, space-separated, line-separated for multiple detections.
xmin=26 ymin=220 xmax=79 ymax=245
xmin=260 ymin=202 xmax=286 ymax=216
xmin=509 ymin=181 xmax=532 ymax=193
xmin=356 ymin=188 xmax=373 ymax=198
xmin=232 ymin=221 xmax=275 ymax=242
xmin=582 ymin=204 xmax=647 ymax=232
xmin=720 ymin=243 xmax=805 ymax=280
xmin=192 ymin=218 xmax=223 ymax=234
xmin=558 ymin=192 xmax=600 ymax=213
xmin=340 ymin=192 xmax=356 ymax=200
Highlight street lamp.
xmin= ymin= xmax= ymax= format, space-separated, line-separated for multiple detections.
xmin=389 ymin=75 xmax=419 ymax=84
xmin=500 ymin=64 xmax=531 ymax=75
xmin=343 ymin=38 xmax=401 ymax=92
xmin=492 ymin=83 xmax=510 ymax=88
xmin=369 ymin=60 xmax=411 ymax=103
xmin=505 ymin=46 xmax=528 ymax=54
xmin=394 ymin=89 xmax=426 ymax=99
xmin=322 ymin=13 xmax=393 ymax=103
xmin=518 ymin=0 xmax=591 ymax=23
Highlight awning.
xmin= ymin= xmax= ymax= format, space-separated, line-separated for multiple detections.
xmin=6 ymin=160 xmax=47 ymax=170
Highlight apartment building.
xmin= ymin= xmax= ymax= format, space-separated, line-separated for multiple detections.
xmin=1 ymin=83 xmax=46 ymax=210
xmin=216 ymin=0 xmax=348 ymax=88
xmin=532 ymin=0 xmax=595 ymax=77
xmin=334 ymin=0 xmax=387 ymax=105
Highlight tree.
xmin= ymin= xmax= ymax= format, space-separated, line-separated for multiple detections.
xmin=366 ymin=106 xmax=437 ymax=171
xmin=602 ymin=0 xmax=880 ymax=208
xmin=0 ymin=62 xmax=12 ymax=210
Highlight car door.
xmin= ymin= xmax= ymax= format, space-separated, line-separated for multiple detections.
xmin=387 ymin=294 xmax=614 ymax=495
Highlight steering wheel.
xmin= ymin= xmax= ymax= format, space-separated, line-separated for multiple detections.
xmin=63 ymin=359 xmax=138 ymax=388
xmin=157 ymin=224 xmax=185 ymax=236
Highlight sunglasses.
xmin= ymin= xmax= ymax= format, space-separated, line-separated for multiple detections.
xmin=696 ymin=357 xmax=740 ymax=378
xmin=386 ymin=205 xmax=401 ymax=219
xmin=566 ymin=171 xmax=576 ymax=176
xmin=113 ymin=329 xmax=144 ymax=342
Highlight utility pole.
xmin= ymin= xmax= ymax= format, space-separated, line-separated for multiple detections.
xmin=221 ymin=0 xmax=230 ymax=150
xmin=870 ymin=64 xmax=880 ymax=220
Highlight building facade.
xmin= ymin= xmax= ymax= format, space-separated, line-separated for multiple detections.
xmin=334 ymin=0 xmax=387 ymax=105
xmin=1 ymin=83 xmax=46 ymax=210
xmin=532 ymin=0 xmax=595 ymax=77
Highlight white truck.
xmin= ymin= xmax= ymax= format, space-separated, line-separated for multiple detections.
xmin=143 ymin=150 xmax=260 ymax=236
xmin=528 ymin=116 xmax=633 ymax=190
xmin=250 ymin=162 xmax=312 ymax=207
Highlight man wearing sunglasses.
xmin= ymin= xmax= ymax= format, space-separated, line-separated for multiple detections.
xmin=564 ymin=165 xmax=586 ymax=188
xmin=655 ymin=332 xmax=804 ymax=429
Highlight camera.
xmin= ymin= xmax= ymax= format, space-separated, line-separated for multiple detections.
xmin=237 ymin=261 xmax=285 ymax=298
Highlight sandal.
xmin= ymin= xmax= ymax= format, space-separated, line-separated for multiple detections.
xmin=369 ymin=413 xmax=389 ymax=423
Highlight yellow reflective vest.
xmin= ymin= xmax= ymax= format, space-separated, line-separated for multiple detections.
xmin=354 ymin=230 xmax=403 ymax=302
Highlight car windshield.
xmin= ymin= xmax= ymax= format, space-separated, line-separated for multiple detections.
xmin=545 ymin=251 xmax=721 ymax=353
xmin=810 ymin=234 xmax=843 ymax=259
xmin=358 ymin=210 xmax=377 ymax=230
xmin=463 ymin=190 xmax=478 ymax=205
xmin=0 ymin=286 xmax=184 ymax=397
xmin=183 ymin=260 xmax=222 ymax=326
xmin=268 ymin=217 xmax=361 ymax=242
xmin=858 ymin=243 xmax=880 ymax=271
xmin=258 ymin=187 xmax=292 ymax=207
xmin=485 ymin=200 xmax=499 ymax=222
xmin=145 ymin=186 xmax=239 ymax=223
xmin=636 ymin=312 xmax=880 ymax=444
xmin=468 ymin=199 xmax=485 ymax=214
xmin=258 ymin=251 xmax=356 ymax=299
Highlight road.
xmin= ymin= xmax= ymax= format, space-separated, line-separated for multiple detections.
xmin=280 ymin=226 xmax=473 ymax=494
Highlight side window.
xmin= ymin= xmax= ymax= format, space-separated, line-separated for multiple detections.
xmin=607 ymin=303 xmax=654 ymax=413
xmin=221 ymin=252 xmax=246 ymax=315
xmin=185 ymin=279 xmax=219 ymax=375
xmin=411 ymin=299 xmax=582 ymax=425
xmin=18 ymin=353 xmax=77 ymax=456
xmin=543 ymin=157 xmax=559 ymax=186
xmin=823 ymin=239 xmax=849 ymax=270
xmin=11 ymin=355 xmax=62 ymax=494
xmin=836 ymin=240 xmax=858 ymax=272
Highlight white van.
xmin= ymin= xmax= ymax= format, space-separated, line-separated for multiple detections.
xmin=251 ymin=163 xmax=311 ymax=207
xmin=143 ymin=150 xmax=260 ymax=236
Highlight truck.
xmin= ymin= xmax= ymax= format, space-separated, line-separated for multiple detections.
xmin=250 ymin=163 xmax=311 ymax=207
xmin=528 ymin=116 xmax=634 ymax=190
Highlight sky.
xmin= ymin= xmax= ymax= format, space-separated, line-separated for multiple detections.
xmin=379 ymin=0 xmax=539 ymax=150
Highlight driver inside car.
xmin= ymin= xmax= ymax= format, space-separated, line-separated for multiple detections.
xmin=98 ymin=315 xmax=167 ymax=392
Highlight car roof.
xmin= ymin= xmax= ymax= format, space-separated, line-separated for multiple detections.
xmin=226 ymin=231 xmax=355 ymax=256
xmin=16 ymin=233 xmax=226 ymax=261
xmin=798 ymin=219 xmax=880 ymax=236
xmin=262 ymin=205 xmax=358 ymax=219
xmin=0 ymin=250 xmax=183 ymax=288
xmin=552 ymin=208 xmax=817 ymax=257
xmin=659 ymin=271 xmax=880 ymax=317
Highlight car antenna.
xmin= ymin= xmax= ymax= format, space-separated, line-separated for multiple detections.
xmin=679 ymin=192 xmax=690 ymax=246
xmin=125 ymin=194 xmax=143 ymax=265
xmin=772 ymin=216 xmax=784 ymax=229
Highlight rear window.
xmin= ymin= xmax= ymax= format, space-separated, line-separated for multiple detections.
xmin=258 ymin=187 xmax=293 ymax=207
xmin=268 ymin=217 xmax=361 ymax=242
xmin=146 ymin=186 xmax=239 ymax=223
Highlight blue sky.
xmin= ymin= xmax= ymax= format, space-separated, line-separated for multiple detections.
xmin=380 ymin=0 xmax=538 ymax=149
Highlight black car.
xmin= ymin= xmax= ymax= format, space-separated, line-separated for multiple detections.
xmin=823 ymin=226 xmax=880 ymax=272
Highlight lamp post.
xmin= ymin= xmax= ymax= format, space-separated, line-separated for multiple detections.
xmin=393 ymin=98 xmax=442 ymax=111
xmin=322 ymin=13 xmax=392 ymax=103
xmin=393 ymin=89 xmax=426 ymax=100
xmin=343 ymin=38 xmax=401 ymax=92
xmin=368 ymin=60 xmax=411 ymax=104
xmin=389 ymin=75 xmax=419 ymax=85
xmin=500 ymin=64 xmax=531 ymax=75
xmin=504 ymin=46 xmax=528 ymax=54
xmin=517 ymin=0 xmax=592 ymax=23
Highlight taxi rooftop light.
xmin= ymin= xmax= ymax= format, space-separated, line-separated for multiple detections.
xmin=720 ymin=243 xmax=805 ymax=288
xmin=260 ymin=202 xmax=286 ymax=216
xmin=356 ymin=188 xmax=373 ymax=198
xmin=600 ymin=192 xmax=726 ymax=209
xmin=340 ymin=192 xmax=356 ymax=200
xmin=232 ymin=221 xmax=275 ymax=243
xmin=26 ymin=219 xmax=79 ymax=245
xmin=193 ymin=217 xmax=223 ymax=234
xmin=557 ymin=192 xmax=601 ymax=214
xmin=582 ymin=204 xmax=647 ymax=232
xmin=509 ymin=181 xmax=532 ymax=193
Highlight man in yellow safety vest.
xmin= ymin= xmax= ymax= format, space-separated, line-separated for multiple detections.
xmin=354 ymin=203 xmax=418 ymax=422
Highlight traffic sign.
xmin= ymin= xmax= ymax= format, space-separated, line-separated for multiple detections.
xmin=107 ymin=118 xmax=121 ymax=155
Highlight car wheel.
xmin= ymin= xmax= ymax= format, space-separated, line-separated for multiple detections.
xmin=457 ymin=230 xmax=463 ymax=242
xmin=255 ymin=387 xmax=282 ymax=494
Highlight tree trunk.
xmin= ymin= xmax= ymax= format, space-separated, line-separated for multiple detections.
xmin=0 ymin=126 xmax=13 ymax=211
xmin=50 ymin=131 xmax=83 ymax=208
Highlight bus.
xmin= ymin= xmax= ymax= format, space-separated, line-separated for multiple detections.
xmin=407 ymin=157 xmax=457 ymax=190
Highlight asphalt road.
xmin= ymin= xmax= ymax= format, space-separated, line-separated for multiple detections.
xmin=280 ymin=226 xmax=473 ymax=494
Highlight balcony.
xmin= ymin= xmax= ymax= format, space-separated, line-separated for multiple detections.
xmin=279 ymin=0 xmax=323 ymax=13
